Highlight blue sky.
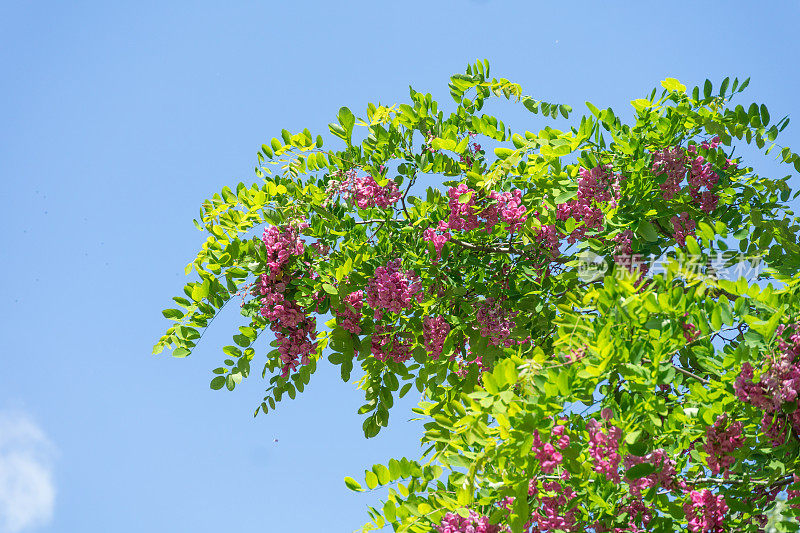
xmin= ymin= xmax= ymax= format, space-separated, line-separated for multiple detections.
xmin=1 ymin=1 xmax=799 ymax=532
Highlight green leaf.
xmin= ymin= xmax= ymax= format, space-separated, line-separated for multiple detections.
xmin=685 ymin=235 xmax=701 ymax=256
xmin=223 ymin=345 xmax=242 ymax=358
xmin=637 ymin=221 xmax=659 ymax=242
xmin=365 ymin=470 xmax=378 ymax=489
xmin=522 ymin=96 xmax=540 ymax=114
xmin=625 ymin=429 xmax=642 ymax=445
xmin=494 ymin=147 xmax=514 ymax=159
xmin=383 ymin=500 xmax=396 ymax=523
xmin=210 ymin=376 xmax=226 ymax=390
xmin=173 ymin=347 xmax=190 ymax=358
xmin=631 ymin=99 xmax=651 ymax=112
xmin=374 ymin=464 xmax=390 ymax=485
xmin=328 ymin=123 xmax=347 ymax=140
xmin=162 ymin=308 xmax=184 ymax=320
xmin=719 ymin=77 xmax=730 ymax=97
xmin=703 ymin=79 xmax=712 ymax=99
xmin=661 ymin=78 xmax=686 ymax=93
xmin=344 ymin=477 xmax=363 ymax=491
xmin=322 ymin=283 xmax=338 ymax=295
xmin=626 ymin=462 xmax=656 ymax=479
xmin=554 ymin=189 xmax=577 ymax=203
xmin=338 ymin=107 xmax=355 ymax=141
xmin=233 ymin=334 xmax=251 ymax=347
xmin=760 ymin=104 xmax=770 ymax=126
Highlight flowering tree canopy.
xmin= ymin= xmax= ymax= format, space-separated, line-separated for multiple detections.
xmin=155 ymin=60 xmax=800 ymax=532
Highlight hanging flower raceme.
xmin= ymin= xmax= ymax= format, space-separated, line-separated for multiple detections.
xmin=652 ymin=147 xmax=687 ymax=200
xmin=257 ymin=223 xmax=319 ymax=377
xmin=455 ymin=351 xmax=490 ymax=377
xmin=436 ymin=510 xmax=501 ymax=533
xmin=446 ymin=183 xmax=481 ymax=231
xmin=623 ymin=448 xmax=679 ymax=497
xmin=370 ymin=324 xmax=412 ymax=363
xmin=423 ymin=226 xmax=451 ymax=261
xmin=365 ymin=259 xmax=423 ymax=320
xmin=652 ymin=140 xmax=721 ymax=213
xmin=587 ymin=409 xmax=622 ymax=483
xmin=355 ymin=175 xmax=401 ymax=209
xmin=442 ymin=183 xmax=527 ymax=235
xmin=322 ymin=170 xmax=400 ymax=209
xmin=702 ymin=415 xmax=745 ymax=478
xmin=671 ymin=212 xmax=697 ymax=247
xmin=483 ymin=189 xmax=527 ymax=234
xmin=683 ymin=489 xmax=728 ymax=533
xmin=528 ymin=472 xmax=579 ymax=533
xmin=475 ymin=297 xmax=518 ymax=348
xmin=556 ymin=165 xmax=623 ymax=244
xmin=335 ymin=290 xmax=364 ymax=334
xmin=422 ymin=315 xmax=450 ymax=359
xmin=531 ymin=426 xmax=568 ymax=474
xmin=734 ymin=321 xmax=800 ymax=444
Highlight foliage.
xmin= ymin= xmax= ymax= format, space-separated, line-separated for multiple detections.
xmin=155 ymin=60 xmax=800 ymax=532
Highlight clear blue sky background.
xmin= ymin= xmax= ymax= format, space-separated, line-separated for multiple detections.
xmin=1 ymin=2 xmax=799 ymax=532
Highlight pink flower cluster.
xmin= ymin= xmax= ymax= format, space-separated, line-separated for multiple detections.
xmin=556 ymin=165 xmax=622 ymax=244
xmin=683 ymin=315 xmax=700 ymax=342
xmin=355 ymin=175 xmax=401 ymax=209
xmin=423 ymin=226 xmax=451 ymax=261
xmin=623 ymin=448 xmax=678 ymax=497
xmin=370 ymin=323 xmax=412 ymax=363
xmin=262 ymin=224 xmax=306 ymax=276
xmin=687 ymin=141 xmax=720 ymax=214
xmin=593 ymin=499 xmax=653 ymax=532
xmin=436 ymin=510 xmax=501 ymax=533
xmin=587 ymin=410 xmax=622 ymax=483
xmin=423 ymin=315 xmax=450 ymax=359
xmin=446 ymin=183 xmax=481 ymax=231
xmin=459 ymin=138 xmax=482 ymax=167
xmin=735 ymin=321 xmax=800 ymax=445
xmin=671 ymin=212 xmax=697 ymax=247
xmin=322 ymin=170 xmax=400 ymax=210
xmin=534 ymin=223 xmax=561 ymax=259
xmin=702 ymin=415 xmax=744 ymax=477
xmin=443 ymin=183 xmax=528 ymax=234
xmin=475 ymin=297 xmax=519 ymax=348
xmin=531 ymin=424 xmax=570 ymax=474
xmin=651 ymin=139 xmax=721 ymax=213
xmin=683 ymin=489 xmax=728 ymax=533
xmin=335 ymin=290 xmax=364 ymax=334
xmin=613 ymin=229 xmax=633 ymax=256
xmin=527 ymin=473 xmax=579 ymax=532
xmin=652 ymin=147 xmax=687 ymax=200
xmin=365 ymin=260 xmax=422 ymax=320
xmin=257 ymin=224 xmax=318 ymax=376
xmin=484 ymin=190 xmax=528 ymax=234
xmin=323 ymin=169 xmax=358 ymax=205
xmin=455 ymin=352 xmax=490 ymax=377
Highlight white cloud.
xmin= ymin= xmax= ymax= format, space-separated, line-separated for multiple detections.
xmin=0 ymin=411 xmax=56 ymax=533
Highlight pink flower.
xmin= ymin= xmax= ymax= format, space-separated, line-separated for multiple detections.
xmin=365 ymin=259 xmax=422 ymax=320
xmin=684 ymin=489 xmax=728 ymax=533
xmin=423 ymin=227 xmax=451 ymax=261
xmin=671 ymin=212 xmax=696 ymax=247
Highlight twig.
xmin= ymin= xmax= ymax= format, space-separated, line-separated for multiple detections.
xmin=643 ymin=358 xmax=711 ymax=386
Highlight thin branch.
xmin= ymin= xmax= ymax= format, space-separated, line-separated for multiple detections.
xmin=354 ymin=218 xmax=405 ymax=225
xmin=451 ymin=238 xmax=517 ymax=254
xmin=643 ymin=358 xmax=711 ymax=386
